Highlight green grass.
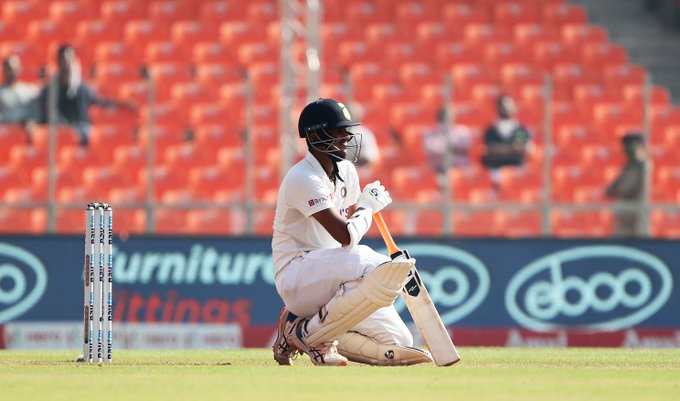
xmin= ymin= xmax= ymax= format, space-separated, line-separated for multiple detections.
xmin=1 ymin=348 xmax=680 ymax=401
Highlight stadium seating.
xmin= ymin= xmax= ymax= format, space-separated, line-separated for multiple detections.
xmin=0 ymin=0 xmax=677 ymax=238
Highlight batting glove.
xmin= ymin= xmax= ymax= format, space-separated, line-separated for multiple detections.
xmin=357 ymin=180 xmax=392 ymax=213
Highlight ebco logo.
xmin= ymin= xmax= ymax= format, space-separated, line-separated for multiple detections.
xmin=0 ymin=243 xmax=48 ymax=322
xmin=384 ymin=244 xmax=490 ymax=326
xmin=505 ymin=246 xmax=672 ymax=332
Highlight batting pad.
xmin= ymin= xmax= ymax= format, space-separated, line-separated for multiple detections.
xmin=337 ymin=331 xmax=433 ymax=366
xmin=304 ymin=259 xmax=415 ymax=347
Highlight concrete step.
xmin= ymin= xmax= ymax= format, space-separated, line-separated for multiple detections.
xmin=575 ymin=0 xmax=680 ymax=104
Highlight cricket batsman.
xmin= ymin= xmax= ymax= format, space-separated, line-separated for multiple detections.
xmin=271 ymin=98 xmax=433 ymax=366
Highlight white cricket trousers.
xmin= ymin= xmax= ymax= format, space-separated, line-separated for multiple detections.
xmin=275 ymin=245 xmax=413 ymax=346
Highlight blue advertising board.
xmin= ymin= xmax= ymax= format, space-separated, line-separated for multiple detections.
xmin=0 ymin=235 xmax=678 ymax=334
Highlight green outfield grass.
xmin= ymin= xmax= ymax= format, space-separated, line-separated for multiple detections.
xmin=1 ymin=348 xmax=679 ymax=401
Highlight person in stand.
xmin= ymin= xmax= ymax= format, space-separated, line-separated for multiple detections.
xmin=271 ymin=98 xmax=433 ymax=367
xmin=423 ymin=107 xmax=473 ymax=174
xmin=345 ymin=102 xmax=381 ymax=181
xmin=605 ymin=132 xmax=648 ymax=237
xmin=38 ymin=44 xmax=137 ymax=147
xmin=480 ymin=94 xmax=532 ymax=192
xmin=0 ymin=55 xmax=40 ymax=143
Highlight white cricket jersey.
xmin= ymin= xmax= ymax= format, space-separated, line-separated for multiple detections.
xmin=272 ymin=152 xmax=360 ymax=275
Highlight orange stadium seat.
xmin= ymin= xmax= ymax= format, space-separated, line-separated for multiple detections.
xmin=384 ymin=41 xmax=429 ymax=66
xmin=253 ymin=209 xmax=275 ymax=236
xmin=0 ymin=125 xmax=31 ymax=161
xmin=9 ymin=144 xmax=47 ymax=172
xmin=337 ymin=40 xmax=376 ymax=67
xmin=447 ymin=166 xmax=494 ymax=202
xmin=115 ymin=80 xmax=149 ymax=106
xmin=415 ymin=21 xmax=464 ymax=47
xmin=93 ymin=41 xmax=143 ymax=69
xmin=493 ymin=2 xmax=542 ymax=28
xmin=0 ymin=208 xmax=43 ymax=234
xmin=137 ymin=165 xmax=185 ymax=201
xmin=0 ymin=20 xmax=24 ymax=42
xmin=561 ymin=23 xmax=608 ymax=50
xmin=192 ymin=45 xmax=237 ymax=68
xmin=75 ymin=20 xmax=124 ymax=44
xmin=542 ymin=3 xmax=587 ymax=26
xmin=199 ymin=0 xmax=246 ymax=23
xmin=500 ymin=63 xmax=545 ymax=94
xmin=442 ymin=3 xmax=490 ymax=27
xmin=464 ymin=23 xmax=512 ymax=47
xmin=344 ymin=0 xmax=394 ymax=24
xmin=653 ymin=164 xmax=680 ymax=202
xmin=123 ymin=20 xmax=170 ymax=50
xmin=651 ymin=210 xmax=680 ymax=238
xmin=219 ymin=21 xmax=268 ymax=47
xmin=111 ymin=208 xmax=147 ymax=235
xmin=185 ymin=209 xmax=241 ymax=235
xmin=2 ymin=1 xmax=47 ymax=23
xmin=394 ymin=1 xmax=439 ymax=25
xmin=364 ymin=22 xmax=410 ymax=46
xmin=0 ymin=165 xmax=28 ymax=200
xmin=171 ymin=20 xmax=219 ymax=46
xmin=497 ymin=210 xmax=543 ymax=237
xmin=147 ymin=0 xmax=198 ymax=22
xmin=100 ymin=0 xmax=146 ymax=23
xmin=513 ymin=23 xmax=560 ymax=48
xmin=531 ymin=41 xmax=581 ymax=70
xmin=238 ymin=42 xmax=277 ymax=65
xmin=26 ymin=19 xmax=77 ymax=55
xmin=52 ymin=208 xmax=85 ymax=233
xmin=58 ymin=145 xmax=106 ymax=173
xmin=602 ymin=64 xmax=646 ymax=87
xmin=194 ymin=63 xmax=243 ymax=87
xmin=82 ymin=166 xmax=129 ymax=192
xmin=580 ymin=43 xmax=629 ymax=71
xmin=152 ymin=208 xmax=189 ymax=234
xmin=163 ymin=142 xmax=214 ymax=173
xmin=146 ymin=62 xmax=193 ymax=91
xmin=484 ymin=42 xmax=529 ymax=67
xmin=88 ymin=124 xmax=137 ymax=162
xmin=551 ymin=210 xmax=613 ymax=237
xmin=144 ymin=41 xmax=190 ymax=64
xmin=107 ymin=185 xmax=145 ymax=205
xmin=48 ymin=1 xmax=98 ymax=22
xmin=188 ymin=165 xmax=241 ymax=202
xmin=453 ymin=210 xmax=504 ymax=237
xmin=389 ymin=165 xmax=439 ymax=201
xmin=113 ymin=145 xmax=148 ymax=181
xmin=413 ymin=210 xmax=445 ymax=237
xmin=246 ymin=0 xmax=278 ymax=24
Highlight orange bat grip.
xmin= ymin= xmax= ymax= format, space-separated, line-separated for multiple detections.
xmin=373 ymin=212 xmax=400 ymax=255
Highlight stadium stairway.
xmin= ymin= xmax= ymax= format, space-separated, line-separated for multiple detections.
xmin=572 ymin=0 xmax=680 ymax=103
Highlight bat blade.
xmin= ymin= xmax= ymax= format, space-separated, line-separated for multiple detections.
xmin=373 ymin=212 xmax=461 ymax=366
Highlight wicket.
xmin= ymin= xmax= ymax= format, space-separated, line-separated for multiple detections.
xmin=80 ymin=202 xmax=113 ymax=364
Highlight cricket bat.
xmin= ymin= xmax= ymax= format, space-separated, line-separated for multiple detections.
xmin=373 ymin=212 xmax=461 ymax=366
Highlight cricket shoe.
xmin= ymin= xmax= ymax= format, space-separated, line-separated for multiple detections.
xmin=273 ymin=307 xmax=299 ymax=365
xmin=290 ymin=319 xmax=349 ymax=366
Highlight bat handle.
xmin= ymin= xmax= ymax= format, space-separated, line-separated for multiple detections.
xmin=373 ymin=212 xmax=410 ymax=259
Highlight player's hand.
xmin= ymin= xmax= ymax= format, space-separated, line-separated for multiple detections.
xmin=357 ymin=180 xmax=392 ymax=213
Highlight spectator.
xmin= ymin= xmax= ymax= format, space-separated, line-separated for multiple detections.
xmin=605 ymin=133 xmax=648 ymax=237
xmin=345 ymin=102 xmax=380 ymax=179
xmin=39 ymin=44 xmax=137 ymax=147
xmin=480 ymin=94 xmax=532 ymax=191
xmin=0 ymin=55 xmax=40 ymax=143
xmin=422 ymin=106 xmax=473 ymax=175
